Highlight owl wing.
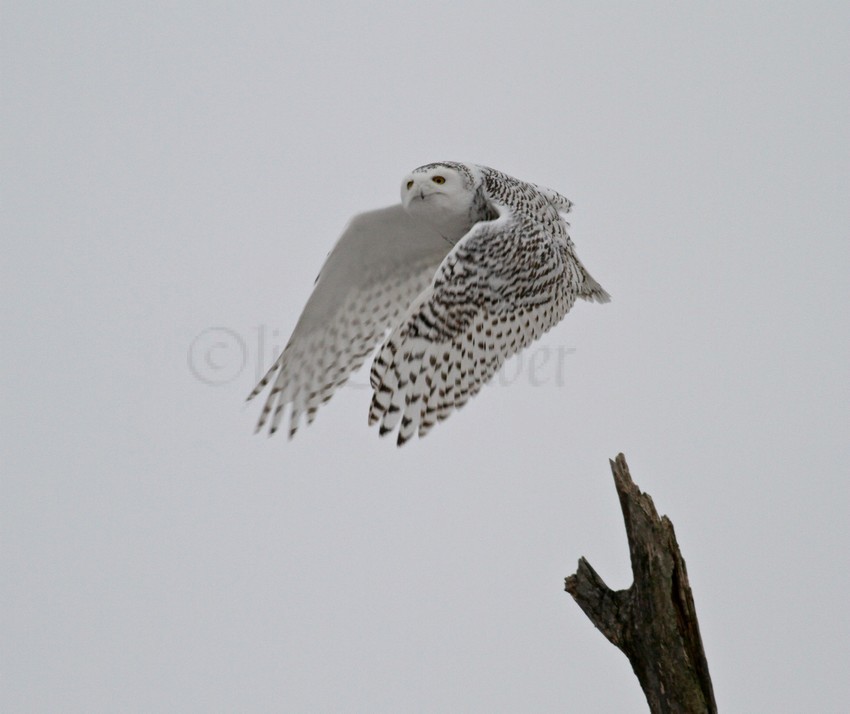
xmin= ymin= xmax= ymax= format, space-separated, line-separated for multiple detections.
xmin=368 ymin=204 xmax=586 ymax=446
xmin=249 ymin=205 xmax=453 ymax=437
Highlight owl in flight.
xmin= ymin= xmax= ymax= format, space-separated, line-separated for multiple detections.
xmin=248 ymin=162 xmax=609 ymax=445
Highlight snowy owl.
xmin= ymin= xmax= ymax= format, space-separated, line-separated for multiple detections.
xmin=248 ymin=162 xmax=609 ymax=445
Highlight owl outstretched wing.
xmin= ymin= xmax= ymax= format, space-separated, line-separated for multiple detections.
xmin=368 ymin=172 xmax=609 ymax=446
xmin=248 ymin=205 xmax=453 ymax=437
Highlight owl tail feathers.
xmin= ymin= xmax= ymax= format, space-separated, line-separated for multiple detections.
xmin=579 ymin=272 xmax=611 ymax=304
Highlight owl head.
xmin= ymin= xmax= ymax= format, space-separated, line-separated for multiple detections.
xmin=399 ymin=162 xmax=481 ymax=240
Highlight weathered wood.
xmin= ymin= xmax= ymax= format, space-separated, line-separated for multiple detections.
xmin=565 ymin=454 xmax=717 ymax=713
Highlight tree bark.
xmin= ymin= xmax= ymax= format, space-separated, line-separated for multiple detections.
xmin=565 ymin=454 xmax=717 ymax=713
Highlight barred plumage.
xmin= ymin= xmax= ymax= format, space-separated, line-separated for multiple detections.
xmin=249 ymin=162 xmax=609 ymax=445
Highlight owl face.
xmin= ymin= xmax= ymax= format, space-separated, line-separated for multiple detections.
xmin=400 ymin=164 xmax=476 ymax=238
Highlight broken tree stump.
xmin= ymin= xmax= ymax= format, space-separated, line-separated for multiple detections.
xmin=565 ymin=453 xmax=717 ymax=713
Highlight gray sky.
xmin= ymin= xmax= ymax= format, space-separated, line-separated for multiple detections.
xmin=3 ymin=2 xmax=848 ymax=711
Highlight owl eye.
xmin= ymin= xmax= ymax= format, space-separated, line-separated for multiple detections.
xmin=432 ymin=176 xmax=446 ymax=185
xmin=406 ymin=180 xmax=414 ymax=190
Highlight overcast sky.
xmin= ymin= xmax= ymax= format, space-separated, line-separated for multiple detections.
xmin=3 ymin=2 xmax=849 ymax=712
